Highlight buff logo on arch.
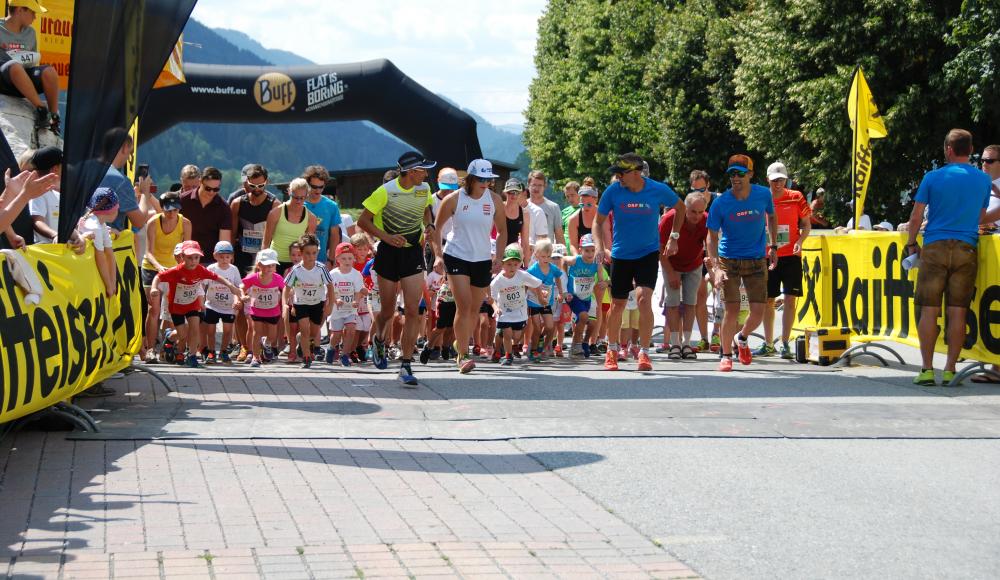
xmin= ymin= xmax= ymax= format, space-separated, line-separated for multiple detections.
xmin=254 ymin=71 xmax=296 ymax=112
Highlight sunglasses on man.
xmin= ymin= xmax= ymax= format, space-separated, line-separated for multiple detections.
xmin=727 ymin=170 xmax=748 ymax=178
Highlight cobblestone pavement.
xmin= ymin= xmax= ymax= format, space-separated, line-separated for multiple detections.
xmin=0 ymin=361 xmax=701 ymax=579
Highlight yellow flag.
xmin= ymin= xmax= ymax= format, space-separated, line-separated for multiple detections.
xmin=848 ymin=67 xmax=887 ymax=229
xmin=125 ymin=117 xmax=139 ymax=183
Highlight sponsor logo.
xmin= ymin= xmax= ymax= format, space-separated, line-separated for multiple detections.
xmin=190 ymin=85 xmax=248 ymax=96
xmin=305 ymin=72 xmax=348 ymax=112
xmin=483 ymin=204 xmax=492 ymax=215
xmin=254 ymin=72 xmax=296 ymax=113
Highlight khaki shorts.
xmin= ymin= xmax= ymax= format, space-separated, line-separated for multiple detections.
xmin=621 ymin=308 xmax=640 ymax=330
xmin=719 ymin=257 xmax=767 ymax=304
xmin=915 ymin=239 xmax=978 ymax=308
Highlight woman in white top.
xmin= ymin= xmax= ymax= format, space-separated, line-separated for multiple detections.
xmin=431 ymin=159 xmax=507 ymax=373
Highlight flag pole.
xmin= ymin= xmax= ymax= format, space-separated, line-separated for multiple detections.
xmin=852 ymin=67 xmax=860 ymax=231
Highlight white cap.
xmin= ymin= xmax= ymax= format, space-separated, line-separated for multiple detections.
xmin=874 ymin=221 xmax=894 ymax=231
xmin=767 ymin=161 xmax=789 ymax=181
xmin=579 ymin=233 xmax=596 ymax=248
xmin=437 ymin=167 xmax=459 ymax=190
xmin=256 ymin=248 xmax=280 ymax=266
xmin=467 ymin=159 xmax=499 ymax=179
xmin=552 ymin=244 xmax=566 ymax=258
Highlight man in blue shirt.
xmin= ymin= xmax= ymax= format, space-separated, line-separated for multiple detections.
xmin=98 ymin=128 xmax=153 ymax=233
xmin=594 ymin=152 xmax=685 ymax=372
xmin=706 ymin=154 xmax=777 ymax=372
xmin=905 ymin=129 xmax=993 ymax=386
xmin=302 ymin=165 xmax=342 ymax=264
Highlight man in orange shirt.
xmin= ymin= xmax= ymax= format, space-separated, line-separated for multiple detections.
xmin=757 ymin=161 xmax=811 ymax=359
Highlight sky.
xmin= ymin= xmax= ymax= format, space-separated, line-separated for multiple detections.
xmin=190 ymin=0 xmax=546 ymax=128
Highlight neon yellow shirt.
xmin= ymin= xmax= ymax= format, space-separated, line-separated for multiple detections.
xmin=362 ymin=178 xmax=433 ymax=246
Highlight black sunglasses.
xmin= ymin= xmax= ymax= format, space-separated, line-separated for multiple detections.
xmin=308 ymin=183 xmax=326 ymax=190
xmin=727 ymin=170 xmax=748 ymax=178
xmin=203 ymin=186 xmax=221 ymax=192
xmin=983 ymin=159 xmax=998 ymax=165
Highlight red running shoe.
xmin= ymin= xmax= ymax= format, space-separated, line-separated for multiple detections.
xmin=604 ymin=350 xmax=619 ymax=371
xmin=737 ymin=341 xmax=752 ymax=365
xmin=637 ymin=352 xmax=652 ymax=372
xmin=718 ymin=356 xmax=733 ymax=372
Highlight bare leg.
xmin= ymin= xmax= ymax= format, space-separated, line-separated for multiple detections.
xmin=7 ymin=64 xmax=43 ymax=108
xmin=761 ymin=299 xmax=776 ymax=343
xmin=917 ymin=306 xmax=940 ymax=370
xmin=781 ymin=295 xmax=797 ymax=344
xmin=944 ymin=306 xmax=967 ymax=372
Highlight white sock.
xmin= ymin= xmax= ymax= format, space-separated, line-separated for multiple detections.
xmin=683 ymin=330 xmax=692 ymax=345
xmin=670 ymin=332 xmax=680 ymax=345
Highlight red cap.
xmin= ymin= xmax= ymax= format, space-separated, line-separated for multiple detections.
xmin=335 ymin=242 xmax=355 ymax=257
xmin=180 ymin=240 xmax=203 ymax=257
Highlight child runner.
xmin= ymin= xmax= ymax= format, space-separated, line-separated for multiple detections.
xmin=242 ymin=248 xmax=285 ymax=367
xmin=563 ymin=234 xmax=606 ymax=356
xmin=421 ymin=273 xmax=456 ymax=363
xmin=550 ymin=244 xmax=571 ymax=356
xmin=280 ymin=241 xmax=303 ymax=360
xmin=490 ymin=244 xmax=547 ymax=365
xmin=153 ymin=241 xmax=241 ymax=368
xmin=620 ymin=287 xmax=640 ymax=360
xmin=525 ymin=240 xmax=569 ymax=361
xmin=283 ymin=234 xmax=334 ymax=368
xmin=328 ymin=242 xmax=367 ymax=367
xmin=350 ymin=232 xmax=374 ymax=363
xmin=203 ymin=241 xmax=243 ymax=363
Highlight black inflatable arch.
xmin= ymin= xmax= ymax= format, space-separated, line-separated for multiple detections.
xmin=140 ymin=60 xmax=483 ymax=167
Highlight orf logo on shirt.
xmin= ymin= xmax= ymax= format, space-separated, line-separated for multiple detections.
xmin=254 ymin=72 xmax=296 ymax=113
xmin=483 ymin=204 xmax=492 ymax=215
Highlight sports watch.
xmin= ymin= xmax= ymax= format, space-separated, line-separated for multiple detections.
xmin=669 ymin=232 xmax=680 ymax=240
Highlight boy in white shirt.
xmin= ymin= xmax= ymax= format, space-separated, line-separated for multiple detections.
xmin=203 ymin=241 xmax=243 ymax=364
xmin=284 ymin=234 xmax=334 ymax=368
xmin=327 ymin=242 xmax=366 ymax=367
xmin=490 ymin=244 xmax=547 ymax=365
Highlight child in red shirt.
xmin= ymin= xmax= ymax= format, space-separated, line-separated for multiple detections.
xmin=151 ymin=240 xmax=242 ymax=368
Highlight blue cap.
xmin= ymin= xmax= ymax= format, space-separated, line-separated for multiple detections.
xmin=214 ymin=240 xmax=234 ymax=254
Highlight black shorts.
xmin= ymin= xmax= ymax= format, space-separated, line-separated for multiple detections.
xmin=496 ymin=320 xmax=527 ymax=331
xmin=291 ymin=302 xmax=325 ymax=324
xmin=141 ymin=268 xmax=158 ymax=287
xmin=170 ymin=311 xmax=203 ymax=326
xmin=443 ymin=253 xmax=492 ymax=288
xmin=436 ymin=301 xmax=456 ymax=329
xmin=767 ymin=255 xmax=804 ymax=298
xmin=479 ymin=302 xmax=493 ymax=315
xmin=251 ymin=314 xmax=281 ymax=325
xmin=374 ymin=243 xmax=425 ymax=282
xmin=0 ymin=61 xmax=47 ymax=97
xmin=203 ymin=308 xmax=236 ymax=325
xmin=610 ymin=251 xmax=659 ymax=299
xmin=529 ymin=305 xmax=553 ymax=317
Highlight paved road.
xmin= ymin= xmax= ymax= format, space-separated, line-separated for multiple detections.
xmin=2 ymin=340 xmax=999 ymax=579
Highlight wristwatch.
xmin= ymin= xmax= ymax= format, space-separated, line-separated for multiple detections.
xmin=769 ymin=244 xmax=778 ymax=251
xmin=669 ymin=232 xmax=680 ymax=240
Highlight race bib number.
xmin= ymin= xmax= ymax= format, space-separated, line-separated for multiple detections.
xmin=776 ymin=224 xmax=790 ymax=247
xmin=253 ymin=288 xmax=279 ymax=310
xmin=241 ymin=223 xmax=265 ymax=254
xmin=207 ymin=283 xmax=231 ymax=307
xmin=573 ymin=276 xmax=595 ymax=299
xmin=296 ymin=283 xmax=323 ymax=306
xmin=337 ymin=284 xmax=357 ymax=313
xmin=626 ymin=290 xmax=638 ymax=310
xmin=175 ymin=283 xmax=199 ymax=306
xmin=502 ymin=288 xmax=525 ymax=313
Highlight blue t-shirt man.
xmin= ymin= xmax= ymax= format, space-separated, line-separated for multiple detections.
xmin=707 ymin=184 xmax=775 ymax=259
xmin=100 ymin=166 xmax=139 ymax=232
xmin=305 ymin=195 xmax=343 ymax=260
xmin=915 ymin=163 xmax=991 ymax=247
xmin=597 ymin=177 xmax=681 ymax=259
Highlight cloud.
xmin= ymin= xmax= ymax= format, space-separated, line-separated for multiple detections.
xmin=190 ymin=0 xmax=543 ymax=125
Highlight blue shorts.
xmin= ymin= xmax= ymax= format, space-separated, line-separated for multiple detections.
xmin=568 ymin=296 xmax=592 ymax=318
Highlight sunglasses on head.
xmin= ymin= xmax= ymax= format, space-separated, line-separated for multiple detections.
xmin=203 ymin=186 xmax=221 ymax=192
xmin=727 ymin=170 xmax=748 ymax=178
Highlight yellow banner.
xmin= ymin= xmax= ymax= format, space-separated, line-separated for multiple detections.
xmin=126 ymin=116 xmax=138 ymax=182
xmin=794 ymin=233 xmax=1000 ymax=364
xmin=848 ymin=67 xmax=887 ymax=228
xmin=0 ymin=232 xmax=142 ymax=425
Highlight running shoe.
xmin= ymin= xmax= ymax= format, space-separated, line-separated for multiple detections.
xmin=220 ymin=351 xmax=232 ymax=364
xmin=341 ymin=353 xmax=352 ymax=367
xmin=250 ymin=357 xmax=261 ymax=368
xmin=236 ymin=346 xmax=249 ymax=362
xmin=604 ymin=350 xmax=619 ymax=371
xmin=709 ymin=335 xmax=721 ymax=353
xmin=618 ymin=349 xmax=628 ymax=362
xmin=596 ymin=342 xmax=608 ymax=354
xmin=186 ymin=354 xmax=202 ymax=368
xmin=581 ymin=343 xmax=591 ymax=358
xmin=491 ymin=350 xmax=502 ymax=363
xmin=263 ymin=346 xmax=275 ymax=363
xmin=571 ymin=345 xmax=584 ymax=357
xmin=419 ymin=347 xmax=432 ymax=365
xmin=718 ymin=356 xmax=733 ymax=372
xmin=163 ymin=339 xmax=175 ymax=362
xmin=500 ymin=356 xmax=513 ymax=366
xmin=528 ymin=350 xmax=542 ymax=363
xmin=779 ymin=343 xmax=794 ymax=360
xmin=630 ymin=345 xmax=640 ymax=360
xmin=754 ymin=343 xmax=776 ymax=357
xmin=736 ymin=341 xmax=752 ymax=366
xmin=371 ymin=335 xmax=388 ymax=370
xmin=695 ymin=339 xmax=709 ymax=352
xmin=399 ymin=364 xmax=418 ymax=387
xmin=175 ymin=352 xmax=185 ymax=365
xmin=301 ymin=358 xmax=312 ymax=369
xmin=667 ymin=345 xmax=682 ymax=360
xmin=473 ymin=345 xmax=482 ymax=356
xmin=943 ymin=370 xmax=958 ymax=385
xmin=512 ymin=345 xmax=522 ymax=359
xmin=325 ymin=347 xmax=336 ymax=365
xmin=428 ymin=347 xmax=441 ymax=361
xmin=637 ymin=352 xmax=653 ymax=372
xmin=554 ymin=344 xmax=564 ymax=358
xmin=913 ymin=369 xmax=937 ymax=386
xmin=205 ymin=351 xmax=216 ymax=364
xmin=459 ymin=354 xmax=476 ymax=374
xmin=144 ymin=348 xmax=158 ymax=364
xmin=655 ymin=343 xmax=670 ymax=354
xmin=350 ymin=352 xmax=361 ymax=364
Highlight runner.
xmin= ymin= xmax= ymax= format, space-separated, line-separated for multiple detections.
xmin=758 ymin=161 xmax=810 ymax=359
xmin=706 ymin=154 xmax=778 ymax=372
xmin=502 ymin=178 xmax=532 ymax=263
xmin=567 ymin=185 xmax=598 ymax=254
xmin=302 ymin=165 xmax=342 ymax=265
xmin=593 ymin=153 xmax=685 ymax=372
xmin=358 ymin=151 xmax=437 ymax=386
xmin=431 ymin=159 xmax=508 ymax=374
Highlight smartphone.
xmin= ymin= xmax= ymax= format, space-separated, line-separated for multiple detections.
xmin=137 ymin=164 xmax=149 ymax=179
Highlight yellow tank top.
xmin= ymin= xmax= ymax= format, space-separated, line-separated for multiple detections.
xmin=270 ymin=203 xmax=311 ymax=262
xmin=142 ymin=213 xmax=185 ymax=271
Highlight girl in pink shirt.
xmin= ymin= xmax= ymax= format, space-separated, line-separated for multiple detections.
xmin=241 ymin=248 xmax=286 ymax=367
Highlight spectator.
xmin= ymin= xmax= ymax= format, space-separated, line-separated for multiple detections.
xmin=526 ymin=170 xmax=563 ymax=246
xmin=302 ymin=164 xmax=342 ymax=264
xmin=27 ymin=145 xmax=60 ymax=243
xmin=501 ymin=178 xmax=532 ymax=263
xmin=873 ymin=221 xmax=894 ymax=231
xmin=99 ymin=128 xmax=155 ymax=233
xmin=179 ymin=164 xmax=200 ymax=191
xmin=810 ymin=187 xmax=830 ymax=227
xmin=845 ymin=198 xmax=872 ymax=230
xmin=906 ymin=129 xmax=993 ymax=386
xmin=180 ymin=166 xmax=232 ymax=264
xmin=981 ymin=145 xmax=1000 ymax=229
xmin=567 ymin=186 xmax=598 ymax=254
xmin=0 ymin=0 xmax=60 ymax=134
xmin=561 ymin=180 xmax=580 ymax=246
xmin=658 ymin=193 xmax=708 ymax=359
xmin=0 ymin=166 xmax=57 ymax=234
